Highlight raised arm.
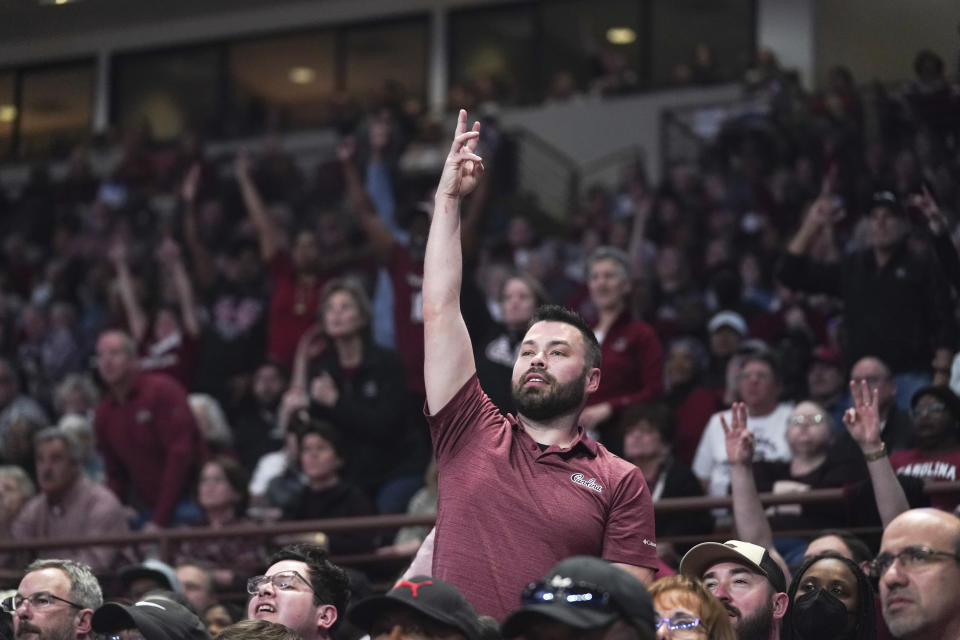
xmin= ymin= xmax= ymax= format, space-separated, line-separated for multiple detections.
xmin=109 ymin=239 xmax=148 ymax=343
xmin=338 ymin=138 xmax=395 ymax=261
xmin=843 ymin=379 xmax=910 ymax=526
xmin=156 ymin=237 xmax=200 ymax=337
xmin=724 ymin=403 xmax=791 ymax=581
xmin=422 ymin=109 xmax=484 ymax=412
xmin=235 ymin=151 xmax=282 ymax=261
xmin=179 ymin=164 xmax=216 ymax=290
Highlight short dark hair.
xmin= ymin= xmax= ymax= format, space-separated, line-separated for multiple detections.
xmin=618 ymin=403 xmax=674 ymax=443
xmin=527 ymin=305 xmax=601 ymax=370
xmin=810 ymin=530 xmax=873 ymax=564
xmin=266 ymin=544 xmax=349 ymax=631
xmin=741 ymin=350 xmax=781 ymax=383
xmin=296 ymin=419 xmax=343 ymax=461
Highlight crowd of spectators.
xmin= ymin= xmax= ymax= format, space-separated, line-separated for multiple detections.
xmin=0 ymin=44 xmax=959 ymax=624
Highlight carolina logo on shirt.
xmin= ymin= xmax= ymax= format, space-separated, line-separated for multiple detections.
xmin=571 ymin=473 xmax=603 ymax=493
xmin=612 ymin=337 xmax=628 ymax=352
xmin=896 ymin=461 xmax=957 ymax=481
xmin=135 ymin=410 xmax=152 ymax=423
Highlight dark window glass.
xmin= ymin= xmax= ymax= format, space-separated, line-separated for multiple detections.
xmin=228 ymin=31 xmax=337 ymax=134
xmin=449 ymin=4 xmax=538 ymax=105
xmin=650 ymin=0 xmax=754 ymax=86
xmin=540 ymin=0 xmax=644 ymax=98
xmin=19 ymin=63 xmax=94 ymax=158
xmin=0 ymin=72 xmax=14 ymax=158
xmin=343 ymin=18 xmax=429 ymax=106
xmin=113 ymin=46 xmax=220 ymax=141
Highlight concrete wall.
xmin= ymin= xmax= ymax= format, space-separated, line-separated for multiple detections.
xmin=814 ymin=0 xmax=959 ymax=86
xmin=757 ymin=0 xmax=816 ymax=88
xmin=500 ymin=83 xmax=742 ymax=203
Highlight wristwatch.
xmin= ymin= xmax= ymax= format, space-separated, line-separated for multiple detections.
xmin=863 ymin=442 xmax=887 ymax=462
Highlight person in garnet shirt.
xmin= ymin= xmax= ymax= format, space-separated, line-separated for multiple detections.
xmin=236 ymin=151 xmax=366 ymax=369
xmin=93 ymin=329 xmax=206 ymax=528
xmin=580 ymin=246 xmax=664 ymax=447
xmin=419 ymin=110 xmax=656 ymax=620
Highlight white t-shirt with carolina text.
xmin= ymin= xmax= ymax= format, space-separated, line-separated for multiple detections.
xmin=693 ymin=403 xmax=795 ymax=497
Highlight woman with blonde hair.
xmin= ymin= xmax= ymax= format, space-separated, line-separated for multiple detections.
xmin=649 ymin=574 xmax=737 ymax=640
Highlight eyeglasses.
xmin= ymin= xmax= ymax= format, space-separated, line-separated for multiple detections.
xmin=851 ymin=375 xmax=886 ymax=387
xmin=1 ymin=592 xmax=84 ymax=613
xmin=521 ymin=579 xmax=616 ymax=613
xmin=246 ymin=571 xmax=316 ymax=598
xmin=656 ymin=616 xmax=705 ymax=636
xmin=789 ymin=413 xmax=825 ymax=427
xmin=869 ymin=546 xmax=960 ymax=576
xmin=912 ymin=403 xmax=947 ymax=419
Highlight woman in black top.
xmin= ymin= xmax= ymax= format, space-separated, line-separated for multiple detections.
xmin=304 ymin=277 xmax=427 ymax=514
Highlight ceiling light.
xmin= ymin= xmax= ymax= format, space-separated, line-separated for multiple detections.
xmin=606 ymin=27 xmax=636 ymax=45
xmin=0 ymin=106 xmax=16 ymax=123
xmin=288 ymin=67 xmax=316 ymax=85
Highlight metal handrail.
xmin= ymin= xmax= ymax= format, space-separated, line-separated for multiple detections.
xmin=1 ymin=482 xmax=955 ymax=555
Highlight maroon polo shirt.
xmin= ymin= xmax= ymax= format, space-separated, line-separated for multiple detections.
xmin=588 ymin=311 xmax=664 ymax=409
xmin=94 ymin=372 xmax=205 ymax=526
xmin=427 ymin=375 xmax=658 ymax=620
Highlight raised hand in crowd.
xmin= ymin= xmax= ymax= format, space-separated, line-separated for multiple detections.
xmin=842 ymin=379 xmax=882 ymax=454
xmin=722 ymin=402 xmax=754 ymax=467
xmin=436 ymin=109 xmax=484 ymax=201
xmin=723 ymin=401 xmax=792 ymax=581
xmin=787 ymin=169 xmax=843 ymax=256
xmin=234 ymin=150 xmax=281 ymax=261
xmin=909 ymin=184 xmax=949 ymax=235
xmin=292 ymin=324 xmax=327 ymax=392
xmin=180 ymin=162 xmax=202 ymax=207
xmin=843 ymin=378 xmax=910 ymax=526
xmin=308 ymin=371 xmax=339 ymax=408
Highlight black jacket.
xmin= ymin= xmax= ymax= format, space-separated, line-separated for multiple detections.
xmin=778 ymin=240 xmax=955 ymax=372
xmin=308 ymin=342 xmax=428 ymax=497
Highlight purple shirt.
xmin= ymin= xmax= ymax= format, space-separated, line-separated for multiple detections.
xmin=426 ymin=375 xmax=657 ymax=620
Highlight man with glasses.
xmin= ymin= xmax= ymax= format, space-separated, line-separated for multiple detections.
xmin=874 ymin=508 xmax=960 ymax=640
xmin=501 ymin=556 xmax=656 ymax=640
xmin=246 ymin=543 xmax=349 ymax=640
xmin=889 ymin=386 xmax=960 ymax=511
xmin=5 ymin=558 xmax=102 ymax=640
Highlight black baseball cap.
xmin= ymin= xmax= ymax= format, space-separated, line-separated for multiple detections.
xmin=871 ymin=190 xmax=905 ymax=216
xmin=501 ymin=557 xmax=656 ymax=638
xmin=92 ymin=597 xmax=210 ymax=640
xmin=679 ymin=540 xmax=787 ymax=594
xmin=348 ymin=576 xmax=482 ymax=640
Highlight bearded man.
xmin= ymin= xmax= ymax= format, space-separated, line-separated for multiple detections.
xmin=417 ymin=109 xmax=658 ymax=621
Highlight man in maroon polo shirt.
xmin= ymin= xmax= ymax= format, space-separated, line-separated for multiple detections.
xmin=420 ymin=109 xmax=657 ymax=621
xmin=93 ymin=329 xmax=205 ymax=528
